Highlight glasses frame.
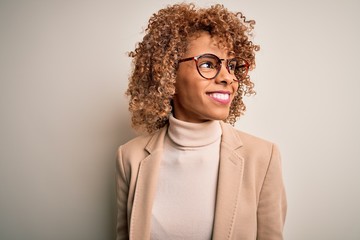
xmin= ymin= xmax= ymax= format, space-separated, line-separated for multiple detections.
xmin=178 ymin=53 xmax=249 ymax=82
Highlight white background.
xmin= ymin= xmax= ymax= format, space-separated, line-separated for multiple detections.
xmin=1 ymin=0 xmax=359 ymax=239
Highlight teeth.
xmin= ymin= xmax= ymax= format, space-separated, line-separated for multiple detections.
xmin=209 ymin=93 xmax=229 ymax=100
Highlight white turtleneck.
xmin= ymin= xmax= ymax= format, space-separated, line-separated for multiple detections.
xmin=151 ymin=115 xmax=222 ymax=240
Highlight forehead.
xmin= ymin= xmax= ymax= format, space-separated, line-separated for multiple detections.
xmin=185 ymin=32 xmax=234 ymax=57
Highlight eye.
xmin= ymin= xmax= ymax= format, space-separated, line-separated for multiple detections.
xmin=198 ymin=60 xmax=217 ymax=70
xmin=235 ymin=59 xmax=249 ymax=75
xmin=228 ymin=60 xmax=237 ymax=71
xmin=197 ymin=55 xmax=219 ymax=71
xmin=236 ymin=64 xmax=247 ymax=74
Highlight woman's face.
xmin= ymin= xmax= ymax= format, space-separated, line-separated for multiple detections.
xmin=173 ymin=32 xmax=239 ymax=123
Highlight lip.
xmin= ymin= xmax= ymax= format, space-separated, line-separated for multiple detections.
xmin=206 ymin=90 xmax=232 ymax=104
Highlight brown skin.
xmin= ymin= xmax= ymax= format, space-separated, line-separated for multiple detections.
xmin=173 ymin=32 xmax=239 ymax=123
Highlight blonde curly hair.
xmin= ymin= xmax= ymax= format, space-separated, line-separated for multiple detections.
xmin=126 ymin=3 xmax=259 ymax=133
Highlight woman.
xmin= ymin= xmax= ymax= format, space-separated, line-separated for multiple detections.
xmin=116 ymin=3 xmax=286 ymax=240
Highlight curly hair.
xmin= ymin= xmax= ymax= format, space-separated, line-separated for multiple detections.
xmin=126 ymin=3 xmax=259 ymax=133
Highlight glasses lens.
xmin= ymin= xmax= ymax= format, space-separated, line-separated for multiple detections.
xmin=228 ymin=59 xmax=238 ymax=74
xmin=236 ymin=59 xmax=249 ymax=80
xmin=196 ymin=55 xmax=220 ymax=79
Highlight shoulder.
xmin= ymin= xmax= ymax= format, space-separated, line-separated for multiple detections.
xmin=117 ymin=126 xmax=167 ymax=163
xmin=221 ymin=121 xmax=275 ymax=147
xmin=119 ymin=133 xmax=153 ymax=154
xmin=221 ymin=121 xmax=279 ymax=160
xmin=221 ymin=123 xmax=284 ymax=190
xmin=238 ymin=130 xmax=275 ymax=151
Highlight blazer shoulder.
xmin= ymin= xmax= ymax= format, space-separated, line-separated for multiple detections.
xmin=237 ymin=130 xmax=274 ymax=148
xmin=224 ymin=123 xmax=278 ymax=159
xmin=119 ymin=133 xmax=152 ymax=153
xmin=117 ymin=126 xmax=167 ymax=164
xmin=222 ymin=121 xmax=274 ymax=147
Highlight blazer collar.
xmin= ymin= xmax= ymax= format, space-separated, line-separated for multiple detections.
xmin=219 ymin=121 xmax=243 ymax=150
xmin=129 ymin=126 xmax=168 ymax=240
xmin=212 ymin=121 xmax=244 ymax=240
xmin=130 ymin=122 xmax=244 ymax=240
xmin=144 ymin=126 xmax=168 ymax=154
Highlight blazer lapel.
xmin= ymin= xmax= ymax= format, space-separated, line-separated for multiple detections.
xmin=212 ymin=122 xmax=244 ymax=240
xmin=129 ymin=126 xmax=168 ymax=240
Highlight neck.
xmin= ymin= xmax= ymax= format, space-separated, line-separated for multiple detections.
xmin=167 ymin=114 xmax=222 ymax=148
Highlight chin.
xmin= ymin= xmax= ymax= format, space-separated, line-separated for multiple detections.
xmin=207 ymin=112 xmax=230 ymax=121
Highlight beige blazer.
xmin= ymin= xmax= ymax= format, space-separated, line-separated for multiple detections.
xmin=116 ymin=121 xmax=287 ymax=240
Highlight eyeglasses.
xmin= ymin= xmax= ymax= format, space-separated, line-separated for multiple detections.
xmin=178 ymin=53 xmax=249 ymax=81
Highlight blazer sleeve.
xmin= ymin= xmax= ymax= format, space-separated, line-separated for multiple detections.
xmin=116 ymin=146 xmax=130 ymax=240
xmin=257 ymin=144 xmax=287 ymax=240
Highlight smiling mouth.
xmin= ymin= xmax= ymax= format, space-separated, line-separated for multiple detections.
xmin=207 ymin=92 xmax=231 ymax=104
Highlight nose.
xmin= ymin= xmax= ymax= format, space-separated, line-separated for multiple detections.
xmin=215 ymin=61 xmax=235 ymax=85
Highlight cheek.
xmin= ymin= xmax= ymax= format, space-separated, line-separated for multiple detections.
xmin=175 ymin=75 xmax=195 ymax=95
xmin=232 ymin=83 xmax=239 ymax=94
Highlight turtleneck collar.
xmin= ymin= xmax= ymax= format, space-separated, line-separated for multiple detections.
xmin=167 ymin=114 xmax=222 ymax=148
